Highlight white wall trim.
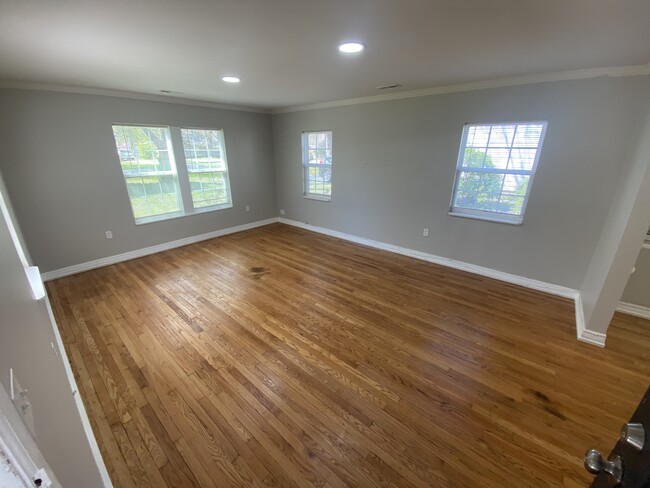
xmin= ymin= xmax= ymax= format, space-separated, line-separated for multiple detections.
xmin=279 ymin=218 xmax=578 ymax=298
xmin=273 ymin=63 xmax=650 ymax=114
xmin=578 ymin=329 xmax=607 ymax=348
xmin=43 ymin=215 xmax=609 ymax=347
xmin=0 ymin=383 xmax=60 ymax=487
xmin=574 ymin=294 xmax=606 ymax=347
xmin=0 ymin=81 xmax=270 ymax=114
xmin=42 ymin=295 xmax=113 ymax=487
xmin=279 ymin=218 xmax=610 ymax=346
xmin=617 ymin=301 xmax=650 ymax=320
xmin=41 ymin=218 xmax=279 ymax=281
xmin=3 ymin=63 xmax=648 ymax=116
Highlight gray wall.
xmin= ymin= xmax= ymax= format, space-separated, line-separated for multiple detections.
xmin=0 ymin=89 xmax=277 ymax=273
xmin=622 ymin=247 xmax=650 ymax=307
xmin=0 ymin=183 xmax=106 ymax=486
xmin=580 ymin=106 xmax=650 ymax=334
xmin=273 ymin=76 xmax=650 ymax=289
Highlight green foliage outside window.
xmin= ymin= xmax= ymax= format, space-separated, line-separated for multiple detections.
xmin=455 ymin=148 xmax=528 ymax=215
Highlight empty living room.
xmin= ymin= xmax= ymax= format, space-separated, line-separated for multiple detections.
xmin=1 ymin=1 xmax=650 ymax=487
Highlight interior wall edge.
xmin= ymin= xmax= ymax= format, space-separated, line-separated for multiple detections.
xmin=574 ymin=293 xmax=606 ymax=347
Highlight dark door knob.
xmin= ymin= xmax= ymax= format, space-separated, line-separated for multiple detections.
xmin=584 ymin=449 xmax=623 ymax=485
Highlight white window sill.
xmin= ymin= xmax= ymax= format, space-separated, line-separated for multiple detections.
xmin=134 ymin=203 xmax=233 ymax=225
xmin=448 ymin=211 xmax=523 ymax=226
xmin=135 ymin=211 xmax=186 ymax=225
xmin=192 ymin=203 xmax=234 ymax=215
xmin=303 ymin=194 xmax=331 ymax=202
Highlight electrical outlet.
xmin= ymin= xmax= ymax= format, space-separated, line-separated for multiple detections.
xmin=422 ymin=228 xmax=429 ymax=237
xmin=105 ymin=231 xmax=113 ymax=239
xmin=245 ymin=205 xmax=250 ymax=212
xmin=279 ymin=209 xmax=285 ymax=215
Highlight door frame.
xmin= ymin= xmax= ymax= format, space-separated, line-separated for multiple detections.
xmin=0 ymin=382 xmax=60 ymax=487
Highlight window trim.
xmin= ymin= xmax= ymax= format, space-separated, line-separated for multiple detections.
xmin=111 ymin=123 xmax=234 ymax=226
xmin=449 ymin=120 xmax=548 ymax=225
xmin=301 ymin=130 xmax=333 ymax=201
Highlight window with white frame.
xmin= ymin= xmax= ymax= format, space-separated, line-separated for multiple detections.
xmin=112 ymin=125 xmax=233 ymax=225
xmin=180 ymin=128 xmax=232 ymax=209
xmin=450 ymin=122 xmax=547 ymax=224
xmin=112 ymin=125 xmax=183 ymax=224
xmin=302 ymin=131 xmax=332 ymax=200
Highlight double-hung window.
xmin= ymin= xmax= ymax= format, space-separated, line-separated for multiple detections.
xmin=112 ymin=125 xmax=183 ymax=224
xmin=450 ymin=122 xmax=547 ymax=224
xmin=181 ymin=128 xmax=232 ymax=210
xmin=112 ymin=125 xmax=233 ymax=224
xmin=302 ymin=131 xmax=333 ymax=200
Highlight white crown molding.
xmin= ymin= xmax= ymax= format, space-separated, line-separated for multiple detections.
xmin=0 ymin=81 xmax=271 ymax=114
xmin=41 ymin=217 xmax=279 ymax=281
xmin=3 ymin=63 xmax=648 ymax=116
xmin=273 ymin=63 xmax=650 ymax=114
xmin=617 ymin=301 xmax=650 ymax=320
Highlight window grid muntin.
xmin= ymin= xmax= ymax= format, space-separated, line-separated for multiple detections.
xmin=112 ymin=125 xmax=183 ymax=222
xmin=181 ymin=128 xmax=232 ymax=209
xmin=451 ymin=122 xmax=547 ymax=222
xmin=302 ymin=131 xmax=332 ymax=199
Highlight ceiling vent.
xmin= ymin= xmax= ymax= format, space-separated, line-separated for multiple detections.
xmin=375 ymin=83 xmax=402 ymax=90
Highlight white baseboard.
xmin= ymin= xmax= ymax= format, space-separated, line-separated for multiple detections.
xmin=278 ymin=218 xmax=609 ymax=346
xmin=41 ymin=217 xmax=279 ymax=281
xmin=574 ymin=293 xmax=606 ymax=347
xmin=578 ymin=328 xmax=607 ymax=348
xmin=279 ymin=218 xmax=579 ymax=299
xmin=617 ymin=301 xmax=650 ymax=320
xmin=43 ymin=215 xmax=605 ymax=347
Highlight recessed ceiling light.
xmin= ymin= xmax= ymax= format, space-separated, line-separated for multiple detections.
xmin=222 ymin=76 xmax=241 ymax=83
xmin=338 ymin=42 xmax=365 ymax=54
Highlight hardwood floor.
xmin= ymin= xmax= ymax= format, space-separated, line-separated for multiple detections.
xmin=47 ymin=223 xmax=650 ymax=487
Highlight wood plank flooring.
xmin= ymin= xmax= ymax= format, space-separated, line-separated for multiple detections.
xmin=47 ymin=223 xmax=650 ymax=487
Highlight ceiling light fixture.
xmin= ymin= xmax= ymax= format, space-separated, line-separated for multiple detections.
xmin=338 ymin=42 xmax=365 ymax=54
xmin=222 ymin=76 xmax=241 ymax=83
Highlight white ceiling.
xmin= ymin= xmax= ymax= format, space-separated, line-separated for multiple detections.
xmin=0 ymin=0 xmax=649 ymax=110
